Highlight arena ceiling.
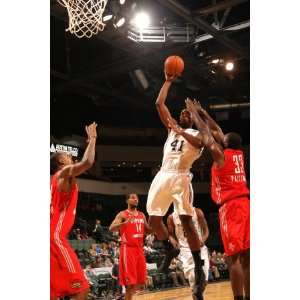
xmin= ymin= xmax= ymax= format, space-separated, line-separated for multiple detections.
xmin=50 ymin=0 xmax=250 ymax=146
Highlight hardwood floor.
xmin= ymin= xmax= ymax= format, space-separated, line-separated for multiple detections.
xmin=134 ymin=281 xmax=233 ymax=300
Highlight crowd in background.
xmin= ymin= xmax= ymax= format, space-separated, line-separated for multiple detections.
xmin=69 ymin=217 xmax=229 ymax=299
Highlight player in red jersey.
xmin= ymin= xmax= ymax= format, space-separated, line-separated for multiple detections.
xmin=182 ymin=99 xmax=250 ymax=300
xmin=50 ymin=122 xmax=98 ymax=300
xmin=109 ymin=194 xmax=152 ymax=300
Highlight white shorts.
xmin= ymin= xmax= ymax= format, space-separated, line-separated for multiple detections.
xmin=178 ymin=246 xmax=209 ymax=287
xmin=146 ymin=170 xmax=194 ymax=216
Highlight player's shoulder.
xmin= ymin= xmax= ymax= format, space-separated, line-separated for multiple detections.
xmin=118 ymin=210 xmax=127 ymax=218
xmin=225 ymin=148 xmax=244 ymax=155
xmin=184 ymin=128 xmax=199 ymax=135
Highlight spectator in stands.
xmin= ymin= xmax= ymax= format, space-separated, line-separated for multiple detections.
xmin=145 ymin=233 xmax=155 ymax=247
xmin=68 ymin=229 xmax=77 ymax=240
xmin=144 ymin=240 xmax=159 ymax=254
xmin=111 ymin=258 xmax=124 ymax=299
xmin=108 ymin=241 xmax=118 ymax=258
xmin=112 ymin=230 xmax=120 ymax=242
xmin=100 ymin=242 xmax=110 ymax=257
xmin=93 ymin=256 xmax=102 ymax=268
xmin=93 ymin=219 xmax=105 ymax=243
xmin=168 ymin=258 xmax=188 ymax=287
xmin=215 ymin=252 xmax=228 ymax=279
xmin=210 ymin=251 xmax=220 ymax=280
xmin=81 ymin=231 xmax=89 ymax=240
xmin=77 ymin=217 xmax=89 ymax=238
xmin=98 ymin=255 xmax=113 ymax=268
xmin=75 ymin=228 xmax=82 ymax=240
xmin=84 ymin=264 xmax=100 ymax=298
xmin=144 ymin=240 xmax=159 ymax=263
xmin=95 ymin=244 xmax=102 ymax=256
xmin=89 ymin=244 xmax=97 ymax=258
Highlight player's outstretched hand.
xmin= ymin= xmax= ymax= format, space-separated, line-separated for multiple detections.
xmin=85 ymin=122 xmax=98 ymax=143
xmin=185 ymin=98 xmax=197 ymax=113
xmin=167 ymin=118 xmax=183 ymax=135
xmin=185 ymin=98 xmax=200 ymax=124
xmin=193 ymin=99 xmax=206 ymax=114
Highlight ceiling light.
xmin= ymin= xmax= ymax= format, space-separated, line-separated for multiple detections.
xmin=115 ymin=17 xmax=125 ymax=27
xmin=103 ymin=14 xmax=113 ymax=22
xmin=212 ymin=58 xmax=220 ymax=64
xmin=225 ymin=61 xmax=234 ymax=71
xmin=132 ymin=12 xmax=150 ymax=29
xmin=120 ymin=0 xmax=126 ymax=4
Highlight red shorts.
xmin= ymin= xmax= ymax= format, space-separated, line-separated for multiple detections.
xmin=119 ymin=245 xmax=147 ymax=286
xmin=219 ymin=197 xmax=250 ymax=256
xmin=50 ymin=238 xmax=89 ymax=298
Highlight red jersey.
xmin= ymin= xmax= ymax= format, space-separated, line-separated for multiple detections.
xmin=120 ymin=210 xmax=145 ymax=248
xmin=211 ymin=149 xmax=249 ymax=205
xmin=50 ymin=172 xmax=78 ymax=238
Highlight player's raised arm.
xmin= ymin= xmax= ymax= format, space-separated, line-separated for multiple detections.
xmin=185 ymin=100 xmax=225 ymax=167
xmin=58 ymin=122 xmax=98 ymax=179
xmin=155 ymin=72 xmax=177 ymax=129
xmin=195 ymin=208 xmax=209 ymax=244
xmin=185 ymin=98 xmax=210 ymax=131
xmin=109 ymin=211 xmax=129 ymax=232
xmin=193 ymin=100 xmax=225 ymax=145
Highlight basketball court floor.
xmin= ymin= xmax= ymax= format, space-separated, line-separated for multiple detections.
xmin=134 ymin=281 xmax=233 ymax=300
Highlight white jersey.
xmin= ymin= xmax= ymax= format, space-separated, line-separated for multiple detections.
xmin=161 ymin=129 xmax=203 ymax=172
xmin=172 ymin=208 xmax=203 ymax=249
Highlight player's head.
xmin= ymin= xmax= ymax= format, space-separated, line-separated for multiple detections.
xmin=126 ymin=193 xmax=139 ymax=209
xmin=179 ymin=109 xmax=193 ymax=128
xmin=223 ymin=132 xmax=242 ymax=149
xmin=50 ymin=152 xmax=74 ymax=174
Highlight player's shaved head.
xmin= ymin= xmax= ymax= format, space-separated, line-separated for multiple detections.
xmin=179 ymin=109 xmax=193 ymax=128
xmin=224 ymin=132 xmax=242 ymax=149
xmin=50 ymin=152 xmax=63 ymax=174
xmin=50 ymin=152 xmax=73 ymax=174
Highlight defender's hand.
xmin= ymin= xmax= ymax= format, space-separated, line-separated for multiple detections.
xmin=85 ymin=122 xmax=98 ymax=142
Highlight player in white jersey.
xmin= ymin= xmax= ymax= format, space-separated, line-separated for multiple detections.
xmin=167 ymin=207 xmax=209 ymax=290
xmin=146 ymin=72 xmax=207 ymax=300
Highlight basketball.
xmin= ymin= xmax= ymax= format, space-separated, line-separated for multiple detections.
xmin=164 ymin=55 xmax=184 ymax=76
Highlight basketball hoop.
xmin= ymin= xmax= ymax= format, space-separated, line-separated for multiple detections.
xmin=57 ymin=0 xmax=109 ymax=38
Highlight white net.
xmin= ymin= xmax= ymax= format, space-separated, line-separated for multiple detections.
xmin=57 ymin=0 xmax=109 ymax=38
